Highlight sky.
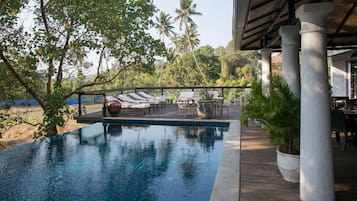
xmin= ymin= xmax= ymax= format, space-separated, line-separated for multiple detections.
xmin=152 ymin=0 xmax=233 ymax=48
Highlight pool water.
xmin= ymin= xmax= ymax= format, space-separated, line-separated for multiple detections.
xmin=0 ymin=122 xmax=228 ymax=201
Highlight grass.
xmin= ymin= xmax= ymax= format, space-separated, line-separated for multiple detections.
xmin=0 ymin=104 xmax=103 ymax=151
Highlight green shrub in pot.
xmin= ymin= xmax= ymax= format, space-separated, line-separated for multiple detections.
xmin=241 ymin=76 xmax=300 ymax=154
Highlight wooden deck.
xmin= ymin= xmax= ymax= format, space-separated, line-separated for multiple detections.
xmin=75 ymin=103 xmax=357 ymax=200
xmin=241 ymin=122 xmax=357 ymax=201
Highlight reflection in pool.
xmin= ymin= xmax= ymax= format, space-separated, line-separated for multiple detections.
xmin=0 ymin=122 xmax=228 ymax=201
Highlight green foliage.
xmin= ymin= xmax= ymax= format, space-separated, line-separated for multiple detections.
xmin=197 ymin=89 xmax=214 ymax=100
xmin=1 ymin=0 xmax=165 ymax=138
xmin=35 ymin=87 xmax=69 ymax=139
xmin=235 ymin=63 xmax=257 ymax=86
xmin=241 ymin=76 xmax=300 ymax=154
xmin=215 ymin=41 xmax=257 ymax=77
xmin=164 ymin=46 xmax=220 ymax=86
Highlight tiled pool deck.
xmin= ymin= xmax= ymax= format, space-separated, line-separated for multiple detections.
xmin=76 ymin=103 xmax=357 ymax=201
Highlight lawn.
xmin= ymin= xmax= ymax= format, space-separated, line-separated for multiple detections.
xmin=0 ymin=104 xmax=102 ymax=151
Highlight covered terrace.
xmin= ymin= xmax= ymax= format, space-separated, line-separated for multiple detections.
xmin=233 ymin=0 xmax=357 ymax=200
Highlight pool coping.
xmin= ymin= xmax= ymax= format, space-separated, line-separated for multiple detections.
xmin=103 ymin=117 xmax=241 ymax=201
xmin=210 ymin=120 xmax=240 ymax=201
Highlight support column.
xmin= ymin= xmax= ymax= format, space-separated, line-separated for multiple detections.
xmin=279 ymin=25 xmax=301 ymax=96
xmin=261 ymin=49 xmax=272 ymax=96
xmin=296 ymin=3 xmax=334 ymax=201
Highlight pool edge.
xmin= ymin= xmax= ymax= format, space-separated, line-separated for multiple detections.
xmin=210 ymin=120 xmax=240 ymax=201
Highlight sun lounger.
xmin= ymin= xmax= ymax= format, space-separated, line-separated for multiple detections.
xmin=128 ymin=93 xmax=160 ymax=104
xmin=105 ymin=96 xmax=150 ymax=115
xmin=137 ymin=91 xmax=172 ymax=103
xmin=118 ymin=93 xmax=159 ymax=110
xmin=128 ymin=92 xmax=161 ymax=109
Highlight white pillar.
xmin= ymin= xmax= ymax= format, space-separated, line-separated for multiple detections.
xmin=296 ymin=3 xmax=334 ymax=201
xmin=261 ymin=49 xmax=272 ymax=96
xmin=279 ymin=25 xmax=301 ymax=96
xmin=257 ymin=53 xmax=262 ymax=82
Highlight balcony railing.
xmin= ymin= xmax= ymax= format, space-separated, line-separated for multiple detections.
xmin=74 ymin=86 xmax=250 ymax=117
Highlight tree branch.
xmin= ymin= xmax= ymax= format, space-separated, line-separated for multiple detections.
xmin=40 ymin=0 xmax=55 ymax=94
xmin=0 ymin=50 xmax=45 ymax=109
xmin=56 ymin=26 xmax=72 ymax=86
xmin=64 ymin=66 xmax=127 ymax=99
xmin=93 ymin=47 xmax=105 ymax=83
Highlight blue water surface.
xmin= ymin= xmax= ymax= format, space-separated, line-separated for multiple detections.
xmin=0 ymin=122 xmax=228 ymax=201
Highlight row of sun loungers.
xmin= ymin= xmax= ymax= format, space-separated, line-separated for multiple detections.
xmin=105 ymin=90 xmax=228 ymax=117
xmin=105 ymin=92 xmax=171 ymax=115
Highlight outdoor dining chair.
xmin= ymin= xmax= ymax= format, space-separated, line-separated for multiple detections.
xmin=331 ymin=109 xmax=357 ymax=150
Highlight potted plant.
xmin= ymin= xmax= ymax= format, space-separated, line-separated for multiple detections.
xmin=241 ymin=76 xmax=300 ymax=183
xmin=196 ymin=89 xmax=216 ymax=119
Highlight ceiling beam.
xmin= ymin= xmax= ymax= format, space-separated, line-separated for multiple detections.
xmin=244 ymin=20 xmax=273 ymax=33
xmin=329 ymin=1 xmax=357 ymax=44
xmin=247 ymin=9 xmax=277 ymax=24
xmin=243 ymin=29 xmax=268 ymax=41
xmin=266 ymin=0 xmax=288 ymax=34
xmin=327 ymin=32 xmax=357 ymax=38
xmin=250 ymin=0 xmax=274 ymax=10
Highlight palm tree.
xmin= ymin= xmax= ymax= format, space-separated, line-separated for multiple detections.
xmin=155 ymin=11 xmax=175 ymax=44
xmin=174 ymin=0 xmax=207 ymax=85
xmin=185 ymin=25 xmax=200 ymax=49
xmin=154 ymin=11 xmax=175 ymax=86
xmin=174 ymin=0 xmax=201 ymax=31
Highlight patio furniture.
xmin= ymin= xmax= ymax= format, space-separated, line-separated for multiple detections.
xmin=331 ymin=109 xmax=357 ymax=150
xmin=177 ymin=91 xmax=198 ymax=116
xmin=137 ymin=91 xmax=172 ymax=104
xmin=127 ymin=93 xmax=160 ymax=109
xmin=207 ymin=91 xmax=229 ymax=117
xmin=106 ymin=96 xmax=150 ymax=115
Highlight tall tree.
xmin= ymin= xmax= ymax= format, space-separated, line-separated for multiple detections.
xmin=0 ymin=0 xmax=165 ymax=138
xmin=174 ymin=0 xmax=207 ymax=85
xmin=154 ymin=11 xmax=175 ymax=86
xmin=164 ymin=45 xmax=220 ymax=86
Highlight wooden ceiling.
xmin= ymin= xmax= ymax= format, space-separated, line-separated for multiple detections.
xmin=233 ymin=0 xmax=357 ymax=50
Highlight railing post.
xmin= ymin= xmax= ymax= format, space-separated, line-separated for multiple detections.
xmin=78 ymin=92 xmax=82 ymax=116
xmin=102 ymin=93 xmax=107 ymax=117
xmin=161 ymin=88 xmax=164 ymax=96
xmin=221 ymin=88 xmax=224 ymax=98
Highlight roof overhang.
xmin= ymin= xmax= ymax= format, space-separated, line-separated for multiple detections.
xmin=233 ymin=0 xmax=357 ymax=51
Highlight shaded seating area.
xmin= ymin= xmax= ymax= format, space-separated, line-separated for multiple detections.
xmin=331 ymin=109 xmax=357 ymax=151
xmin=176 ymin=90 xmax=230 ymax=117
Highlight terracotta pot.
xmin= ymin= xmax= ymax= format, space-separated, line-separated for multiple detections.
xmin=107 ymin=101 xmax=121 ymax=116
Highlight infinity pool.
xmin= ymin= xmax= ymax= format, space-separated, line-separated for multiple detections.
xmin=0 ymin=122 xmax=229 ymax=201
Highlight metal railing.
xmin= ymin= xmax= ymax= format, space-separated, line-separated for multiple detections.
xmin=74 ymin=86 xmax=250 ymax=117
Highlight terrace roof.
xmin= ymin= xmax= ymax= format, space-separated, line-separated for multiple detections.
xmin=233 ymin=0 xmax=357 ymax=50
